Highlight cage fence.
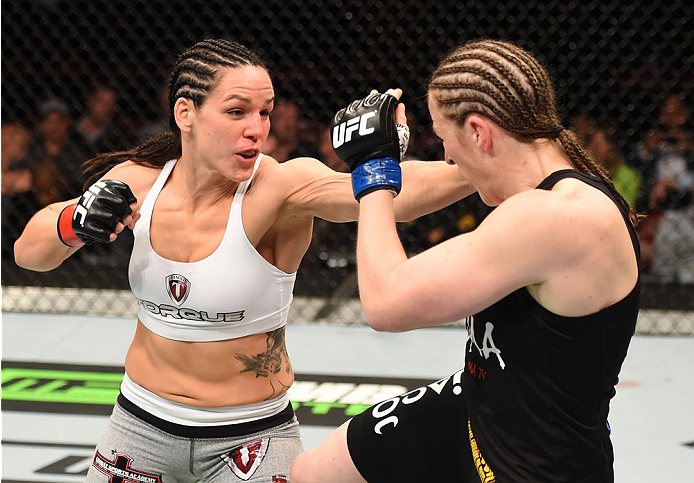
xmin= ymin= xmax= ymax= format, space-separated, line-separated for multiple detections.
xmin=2 ymin=0 xmax=693 ymax=334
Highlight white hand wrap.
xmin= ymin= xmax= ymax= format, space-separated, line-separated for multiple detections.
xmin=397 ymin=123 xmax=410 ymax=161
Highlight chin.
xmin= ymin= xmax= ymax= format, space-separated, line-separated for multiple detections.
xmin=235 ymin=152 xmax=258 ymax=166
xmin=221 ymin=163 xmax=253 ymax=183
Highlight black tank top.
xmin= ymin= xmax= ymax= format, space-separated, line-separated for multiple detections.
xmin=463 ymin=169 xmax=640 ymax=483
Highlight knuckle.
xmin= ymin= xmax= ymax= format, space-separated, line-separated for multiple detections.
xmin=349 ymin=99 xmax=362 ymax=112
xmin=333 ymin=108 xmax=346 ymax=124
xmin=364 ymin=93 xmax=381 ymax=107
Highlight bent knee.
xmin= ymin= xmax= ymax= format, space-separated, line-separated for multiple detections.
xmin=289 ymin=450 xmax=315 ymax=483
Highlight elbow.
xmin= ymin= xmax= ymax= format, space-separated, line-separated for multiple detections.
xmin=364 ymin=300 xmax=442 ymax=332
xmin=369 ymin=322 xmax=408 ymax=333
xmin=14 ymin=250 xmax=39 ymax=272
xmin=367 ymin=319 xmax=393 ymax=332
xmin=369 ymin=320 xmax=410 ymax=333
xmin=364 ymin=307 xmax=408 ymax=333
xmin=14 ymin=241 xmax=57 ymax=272
xmin=13 ymin=240 xmax=30 ymax=269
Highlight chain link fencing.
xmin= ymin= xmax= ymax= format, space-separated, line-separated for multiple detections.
xmin=2 ymin=0 xmax=693 ymax=334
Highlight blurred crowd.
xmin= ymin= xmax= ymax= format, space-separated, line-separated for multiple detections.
xmin=2 ymin=85 xmax=135 ymax=261
xmin=569 ymin=94 xmax=694 ymax=284
xmin=2 ymin=87 xmax=693 ymax=285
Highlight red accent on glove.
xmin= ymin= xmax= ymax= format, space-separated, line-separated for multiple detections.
xmin=57 ymin=203 xmax=83 ymax=247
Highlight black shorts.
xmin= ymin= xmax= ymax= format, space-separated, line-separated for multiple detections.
xmin=346 ymin=369 xmax=480 ymax=482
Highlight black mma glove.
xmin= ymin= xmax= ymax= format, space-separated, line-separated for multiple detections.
xmin=57 ymin=179 xmax=137 ymax=247
xmin=331 ymin=92 xmax=409 ymax=200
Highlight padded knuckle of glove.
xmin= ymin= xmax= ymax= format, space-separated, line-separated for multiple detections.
xmin=330 ymin=92 xmax=406 ymax=201
xmin=109 ymin=180 xmax=138 ymax=204
xmin=100 ymin=189 xmax=133 ymax=218
xmin=71 ymin=179 xmax=137 ymax=245
xmin=330 ymin=92 xmax=401 ymax=172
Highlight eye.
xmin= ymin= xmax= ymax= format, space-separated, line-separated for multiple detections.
xmin=260 ymin=109 xmax=271 ymax=118
xmin=227 ymin=109 xmax=244 ymax=117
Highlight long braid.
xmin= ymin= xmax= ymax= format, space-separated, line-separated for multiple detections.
xmin=429 ymin=39 xmax=639 ymax=225
xmin=83 ymin=39 xmax=267 ymax=187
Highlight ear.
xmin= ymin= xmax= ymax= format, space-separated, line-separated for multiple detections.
xmin=174 ymin=98 xmax=194 ymax=133
xmin=465 ymin=114 xmax=492 ymax=151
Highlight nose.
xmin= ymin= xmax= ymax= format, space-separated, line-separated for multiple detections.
xmin=445 ymin=157 xmax=455 ymax=165
xmin=245 ymin=113 xmax=266 ymax=140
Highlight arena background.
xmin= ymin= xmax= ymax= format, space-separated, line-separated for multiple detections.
xmin=2 ymin=0 xmax=693 ymax=335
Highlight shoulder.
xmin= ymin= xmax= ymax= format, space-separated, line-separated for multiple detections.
xmin=477 ymin=182 xmax=609 ymax=259
xmin=483 ymin=188 xmax=562 ymax=229
xmin=505 ymin=176 xmax=617 ymax=217
xmin=104 ymin=160 xmax=161 ymax=182
xmin=101 ymin=160 xmax=162 ymax=201
xmin=473 ymin=190 xmax=562 ymax=256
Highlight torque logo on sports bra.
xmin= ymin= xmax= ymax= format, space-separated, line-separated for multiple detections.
xmin=332 ymin=111 xmax=377 ymax=148
xmin=165 ymin=274 xmax=190 ymax=305
xmin=137 ymin=298 xmax=245 ymax=323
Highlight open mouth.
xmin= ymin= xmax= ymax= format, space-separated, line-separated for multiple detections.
xmin=238 ymin=149 xmax=258 ymax=160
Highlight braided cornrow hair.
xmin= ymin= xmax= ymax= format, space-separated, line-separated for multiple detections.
xmin=429 ymin=39 xmax=640 ymax=225
xmin=83 ymin=39 xmax=268 ymax=186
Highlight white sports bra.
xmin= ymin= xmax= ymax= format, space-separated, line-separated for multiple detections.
xmin=128 ymin=155 xmax=297 ymax=342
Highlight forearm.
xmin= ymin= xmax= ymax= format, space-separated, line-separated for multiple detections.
xmin=14 ymin=200 xmax=82 ymax=271
xmin=357 ymin=190 xmax=409 ymax=331
xmin=393 ymin=160 xmax=473 ymax=221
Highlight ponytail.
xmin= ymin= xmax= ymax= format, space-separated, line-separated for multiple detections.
xmin=556 ymin=128 xmax=641 ymax=225
xmin=82 ymin=132 xmax=181 ymax=188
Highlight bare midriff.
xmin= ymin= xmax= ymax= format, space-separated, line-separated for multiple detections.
xmin=124 ymin=321 xmax=294 ymax=408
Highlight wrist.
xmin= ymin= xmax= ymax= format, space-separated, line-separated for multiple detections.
xmin=56 ymin=203 xmax=84 ymax=247
xmin=351 ymin=157 xmax=402 ymax=201
xmin=358 ymin=188 xmax=396 ymax=207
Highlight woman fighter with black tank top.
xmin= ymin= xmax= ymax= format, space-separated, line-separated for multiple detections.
xmin=290 ymin=39 xmax=641 ymax=483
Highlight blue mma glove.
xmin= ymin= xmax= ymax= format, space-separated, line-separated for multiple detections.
xmin=331 ymin=92 xmax=409 ymax=200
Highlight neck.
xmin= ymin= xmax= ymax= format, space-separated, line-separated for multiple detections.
xmin=172 ymin=156 xmax=239 ymax=211
xmin=497 ymin=138 xmax=573 ymax=201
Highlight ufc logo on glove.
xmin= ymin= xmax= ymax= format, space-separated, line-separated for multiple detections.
xmin=332 ymin=111 xmax=377 ymax=148
xmin=330 ymin=92 xmax=409 ymax=201
xmin=74 ymin=181 xmax=108 ymax=227
xmin=57 ymin=179 xmax=136 ymax=246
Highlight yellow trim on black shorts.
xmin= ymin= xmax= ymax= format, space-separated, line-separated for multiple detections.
xmin=468 ymin=418 xmax=496 ymax=483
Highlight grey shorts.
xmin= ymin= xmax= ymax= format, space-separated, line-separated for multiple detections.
xmin=86 ymin=395 xmax=303 ymax=483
